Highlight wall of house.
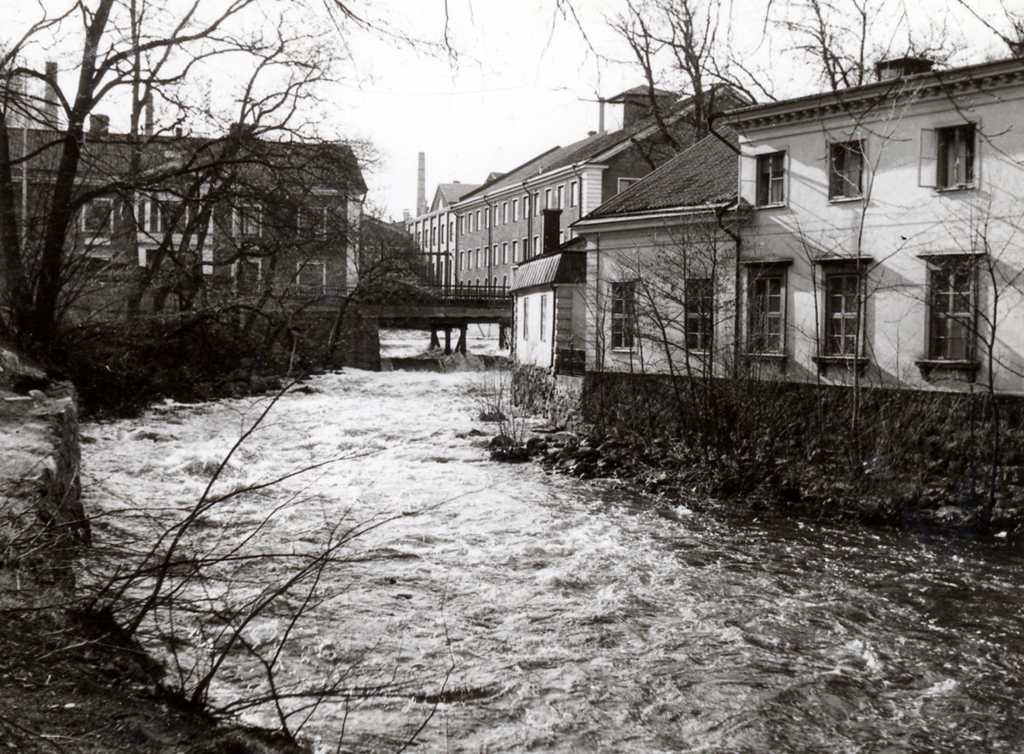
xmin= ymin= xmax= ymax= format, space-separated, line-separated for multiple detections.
xmin=514 ymin=288 xmax=555 ymax=369
xmin=583 ymin=222 xmax=739 ymax=376
xmin=735 ymin=71 xmax=1024 ymax=393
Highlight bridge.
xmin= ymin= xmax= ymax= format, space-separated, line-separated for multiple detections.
xmin=301 ymin=286 xmax=512 ymax=356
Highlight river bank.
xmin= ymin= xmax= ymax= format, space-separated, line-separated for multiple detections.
xmin=507 ymin=365 xmax=1024 ymax=537
xmin=78 ymin=368 xmax=1024 ymax=753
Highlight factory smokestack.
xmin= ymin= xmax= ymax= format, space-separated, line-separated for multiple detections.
xmin=42 ymin=61 xmax=59 ymax=128
xmin=416 ymin=152 xmax=427 ymax=216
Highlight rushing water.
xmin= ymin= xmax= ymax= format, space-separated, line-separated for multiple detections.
xmin=80 ymin=367 xmax=1024 ymax=753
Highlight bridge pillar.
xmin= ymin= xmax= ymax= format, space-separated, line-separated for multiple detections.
xmin=429 ymin=328 xmax=441 ymax=351
xmin=456 ymin=324 xmax=467 ymax=355
xmin=499 ymin=323 xmax=507 ymax=350
xmin=444 ymin=327 xmax=452 ymax=355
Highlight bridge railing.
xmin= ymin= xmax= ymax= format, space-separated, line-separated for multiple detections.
xmin=285 ymin=283 xmax=512 ymax=310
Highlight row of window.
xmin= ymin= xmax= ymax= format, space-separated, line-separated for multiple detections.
xmin=80 ymin=198 xmax=342 ymax=240
xmin=459 ymin=236 xmax=544 ymax=271
xmin=413 ymin=217 xmax=456 ymax=249
xmin=611 ymin=254 xmax=978 ymax=363
xmin=460 ymin=181 xmax=580 ymax=234
xmin=753 ymin=123 xmax=977 ymax=208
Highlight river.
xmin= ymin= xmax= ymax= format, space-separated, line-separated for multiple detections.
xmin=80 ymin=365 xmax=1024 ymax=753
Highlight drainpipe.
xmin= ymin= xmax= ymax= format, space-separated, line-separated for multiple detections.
xmin=522 ymin=180 xmax=532 ymax=260
xmin=551 ymin=284 xmax=558 ymax=371
xmin=594 ymin=231 xmax=601 ymax=372
xmin=486 ymin=198 xmax=493 ymax=292
xmin=715 ymin=202 xmax=746 ymax=377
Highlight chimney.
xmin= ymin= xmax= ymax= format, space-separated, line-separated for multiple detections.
xmin=42 ymin=61 xmax=59 ymax=127
xmin=875 ymin=56 xmax=934 ymax=82
xmin=144 ymin=92 xmax=154 ymax=135
xmin=610 ymin=86 xmax=677 ymax=128
xmin=541 ymin=208 xmax=562 ymax=254
xmin=89 ymin=113 xmax=110 ymax=135
xmin=416 ymin=152 xmax=427 ymax=216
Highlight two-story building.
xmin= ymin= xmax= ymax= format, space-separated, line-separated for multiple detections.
xmin=724 ymin=55 xmax=1024 ymax=393
xmin=564 ymin=55 xmax=1024 ymax=396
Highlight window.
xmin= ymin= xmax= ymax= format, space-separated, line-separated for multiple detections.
xmin=685 ymin=278 xmax=713 ymax=351
xmin=556 ymin=185 xmax=564 ymax=209
xmin=475 ymin=248 xmax=480 ymax=268
xmin=829 ymin=141 xmax=864 ymax=199
xmin=534 ymin=192 xmax=540 ymax=215
xmin=756 ymin=152 xmax=786 ymax=206
xmin=570 ymin=181 xmax=578 ymax=207
xmin=237 ymin=258 xmax=262 ymax=293
xmin=938 ymin=124 xmax=976 ymax=189
xmin=502 ymin=202 xmax=508 ymax=224
xmin=611 ymin=281 xmax=637 ymax=350
xmin=617 ymin=178 xmax=638 ymax=194
xmin=927 ymin=256 xmax=977 ymax=361
xmin=82 ymin=198 xmax=114 ymax=235
xmin=502 ymin=243 xmax=508 ymax=265
xmin=532 ymin=236 xmax=539 ymax=257
xmin=747 ymin=267 xmax=786 ymax=354
xmin=459 ymin=251 xmax=465 ymax=270
xmin=475 ymin=210 xmax=481 ymax=230
xmin=512 ymin=199 xmax=519 ymax=222
xmin=540 ymin=294 xmax=548 ymax=341
xmin=824 ymin=272 xmax=862 ymax=356
xmin=544 ymin=189 xmax=552 ymax=209
xmin=512 ymin=240 xmax=518 ymax=262
xmin=236 ymin=203 xmax=262 ymax=238
xmin=522 ymin=297 xmax=530 ymax=340
xmin=296 ymin=260 xmax=325 ymax=292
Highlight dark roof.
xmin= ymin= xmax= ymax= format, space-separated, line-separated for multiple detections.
xmin=458 ymin=89 xmax=728 ymax=202
xmin=510 ymin=249 xmax=586 ymax=292
xmin=583 ymin=129 xmax=738 ymax=219
xmin=432 ymin=182 xmax=480 ymax=210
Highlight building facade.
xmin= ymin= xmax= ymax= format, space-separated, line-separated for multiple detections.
xmin=406 ymin=181 xmax=480 ymax=291
xmin=567 ymin=56 xmax=1024 ymax=396
xmin=724 ymin=55 xmax=1024 ymax=393
xmin=452 ymin=87 xmax=746 ymax=297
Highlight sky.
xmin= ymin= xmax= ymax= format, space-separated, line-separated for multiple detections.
xmin=2 ymin=0 xmax=1016 ymax=222
xmin=321 ymin=0 xmax=1016 ymax=222
xmin=332 ymin=0 xmax=642 ymax=221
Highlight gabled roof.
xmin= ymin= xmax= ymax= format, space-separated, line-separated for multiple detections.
xmin=510 ymin=248 xmax=586 ymax=293
xmin=459 ymin=87 xmax=744 ymax=203
xmin=581 ymin=128 xmax=739 ymax=220
xmin=431 ymin=182 xmax=480 ymax=211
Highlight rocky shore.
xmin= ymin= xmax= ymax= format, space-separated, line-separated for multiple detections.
xmin=491 ymin=422 xmax=1024 ymax=536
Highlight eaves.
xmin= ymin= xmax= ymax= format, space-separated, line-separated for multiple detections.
xmin=572 ymin=203 xmax=732 ymax=233
xmin=723 ymin=58 xmax=1024 ymax=132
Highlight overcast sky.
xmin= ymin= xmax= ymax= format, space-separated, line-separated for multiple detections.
xmin=3 ymin=0 xmax=1015 ymax=222
xmin=328 ymin=0 xmax=1014 ymax=222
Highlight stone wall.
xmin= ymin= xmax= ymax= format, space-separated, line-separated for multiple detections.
xmin=0 ymin=347 xmax=88 ymax=586
xmin=510 ymin=364 xmax=584 ymax=430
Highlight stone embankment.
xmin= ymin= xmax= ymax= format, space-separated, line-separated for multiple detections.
xmin=504 ymin=365 xmax=1024 ymax=534
xmin=0 ymin=346 xmax=88 ymax=586
xmin=0 ymin=343 xmax=306 ymax=752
